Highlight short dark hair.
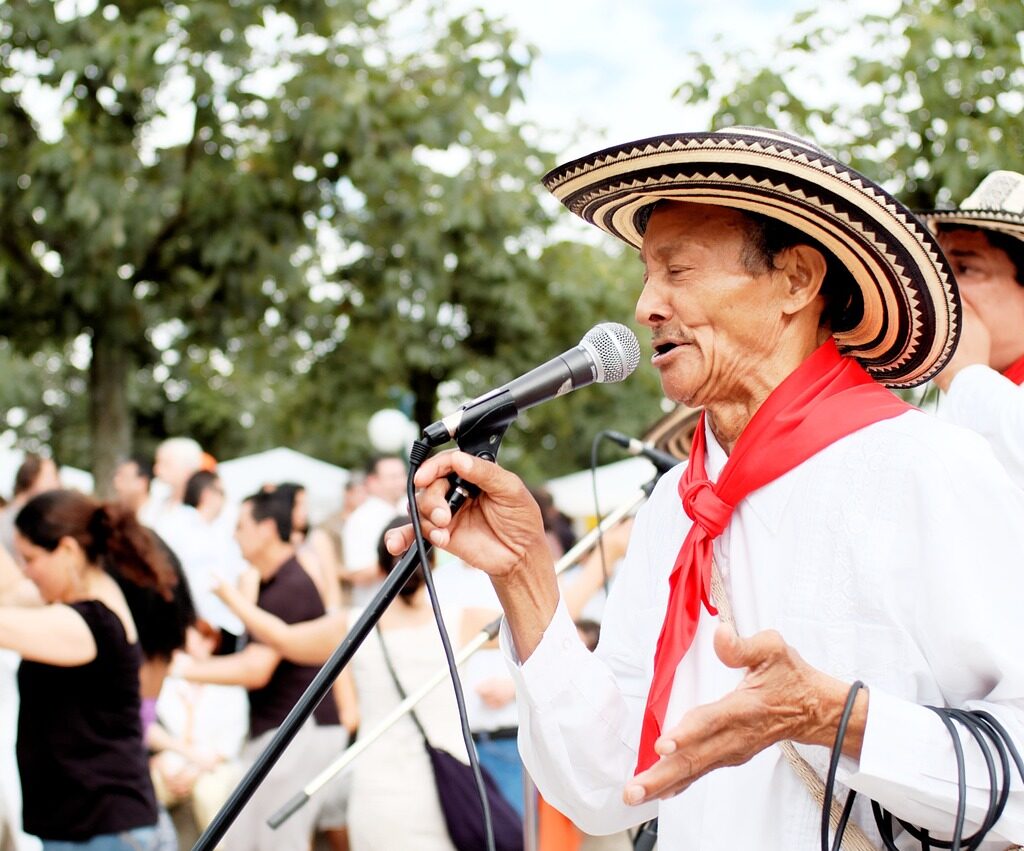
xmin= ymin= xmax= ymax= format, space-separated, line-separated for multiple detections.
xmin=575 ymin=618 xmax=601 ymax=653
xmin=636 ymin=201 xmax=861 ymax=332
xmin=364 ymin=454 xmax=405 ymax=478
xmin=377 ymin=515 xmax=430 ymax=604
xmin=244 ymin=489 xmax=292 ymax=543
xmin=183 ymin=470 xmax=219 ymax=508
xmin=938 ymin=224 xmax=1024 ymax=287
xmin=124 ymin=454 xmax=154 ymax=482
xmin=14 ymin=454 xmax=54 ymax=497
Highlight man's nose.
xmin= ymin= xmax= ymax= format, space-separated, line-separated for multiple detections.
xmin=635 ymin=279 xmax=672 ymax=327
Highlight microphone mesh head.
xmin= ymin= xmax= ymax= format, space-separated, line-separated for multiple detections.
xmin=582 ymin=323 xmax=641 ymax=383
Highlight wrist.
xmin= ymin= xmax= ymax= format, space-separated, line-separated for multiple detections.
xmin=491 ymin=545 xmax=559 ymax=662
xmin=803 ymin=675 xmax=869 ymax=759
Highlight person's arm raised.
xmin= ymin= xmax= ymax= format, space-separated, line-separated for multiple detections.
xmin=385 ymin=450 xmax=558 ymax=661
xmin=213 ymin=578 xmax=347 ymax=666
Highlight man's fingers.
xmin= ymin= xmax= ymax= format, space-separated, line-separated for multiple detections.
xmin=412 ymin=450 xmax=524 ymax=500
xmin=654 ymin=698 xmax=732 ymax=757
xmin=625 ymin=748 xmax=705 ymax=804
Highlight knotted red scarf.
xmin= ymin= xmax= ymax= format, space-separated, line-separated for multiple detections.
xmin=634 ymin=339 xmax=913 ymax=773
xmin=1002 ymin=354 xmax=1024 ymax=385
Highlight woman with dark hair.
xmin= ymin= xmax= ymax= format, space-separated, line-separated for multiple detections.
xmin=3 ymin=489 xmax=182 ymax=850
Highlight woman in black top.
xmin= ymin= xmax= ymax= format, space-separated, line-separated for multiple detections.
xmin=2 ymin=489 xmax=180 ymax=851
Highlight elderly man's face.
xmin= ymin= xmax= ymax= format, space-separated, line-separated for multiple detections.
xmin=636 ymin=202 xmax=794 ymax=408
xmin=937 ymin=227 xmax=1024 ymax=368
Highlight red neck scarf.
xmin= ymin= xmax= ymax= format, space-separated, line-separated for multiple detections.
xmin=1002 ymin=354 xmax=1024 ymax=385
xmin=635 ymin=339 xmax=912 ymax=773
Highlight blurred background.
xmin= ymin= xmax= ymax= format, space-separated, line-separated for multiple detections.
xmin=0 ymin=0 xmax=1021 ymax=500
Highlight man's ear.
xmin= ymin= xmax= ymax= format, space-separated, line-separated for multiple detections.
xmin=777 ymin=244 xmax=828 ymax=316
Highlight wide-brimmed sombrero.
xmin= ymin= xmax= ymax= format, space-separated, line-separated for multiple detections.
xmin=919 ymin=170 xmax=1024 ymax=244
xmin=643 ymin=405 xmax=701 ymax=460
xmin=542 ymin=127 xmax=959 ymax=388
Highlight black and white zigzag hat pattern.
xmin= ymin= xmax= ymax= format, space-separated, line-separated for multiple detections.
xmin=920 ymin=170 xmax=1024 ymax=244
xmin=542 ymin=128 xmax=960 ymax=388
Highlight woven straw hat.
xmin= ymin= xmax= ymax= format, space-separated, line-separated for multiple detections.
xmin=919 ymin=170 xmax=1024 ymax=244
xmin=643 ymin=405 xmax=702 ymax=460
xmin=543 ymin=127 xmax=960 ymax=388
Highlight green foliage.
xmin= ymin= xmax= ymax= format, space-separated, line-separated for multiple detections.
xmin=675 ymin=0 xmax=1024 ymax=206
xmin=0 ymin=0 xmax=667 ymax=486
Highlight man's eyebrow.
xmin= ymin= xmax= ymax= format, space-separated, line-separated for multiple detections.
xmin=948 ymin=247 xmax=984 ymax=259
xmin=640 ymin=239 xmax=689 ymax=263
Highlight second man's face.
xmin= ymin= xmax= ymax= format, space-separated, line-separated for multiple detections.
xmin=938 ymin=227 xmax=1024 ymax=370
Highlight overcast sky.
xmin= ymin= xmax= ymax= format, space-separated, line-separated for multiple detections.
xmin=464 ymin=0 xmax=810 ymax=162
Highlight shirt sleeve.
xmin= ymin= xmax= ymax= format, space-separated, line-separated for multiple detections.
xmin=500 ymin=601 xmax=658 ymax=835
xmin=843 ymin=434 xmax=1024 ymax=843
xmin=499 ymin=490 xmax=670 ymax=835
xmin=942 ymin=364 xmax=1024 ymax=489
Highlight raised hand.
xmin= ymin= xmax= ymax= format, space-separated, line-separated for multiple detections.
xmin=625 ymin=624 xmax=867 ymax=805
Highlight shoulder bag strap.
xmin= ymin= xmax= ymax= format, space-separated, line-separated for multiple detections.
xmin=375 ymin=627 xmax=432 ymax=745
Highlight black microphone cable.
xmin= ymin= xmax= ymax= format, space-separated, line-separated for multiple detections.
xmin=406 ymin=438 xmax=497 ymax=851
xmin=822 ymin=682 xmax=1024 ymax=851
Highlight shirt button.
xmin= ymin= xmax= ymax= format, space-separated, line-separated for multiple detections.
xmin=563 ymin=639 xmax=573 ymax=650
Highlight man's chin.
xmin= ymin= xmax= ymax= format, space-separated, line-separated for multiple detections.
xmin=659 ymin=379 xmax=703 ymax=410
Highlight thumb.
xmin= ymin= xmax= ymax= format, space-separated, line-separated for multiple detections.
xmin=716 ymin=626 xmax=778 ymax=671
xmin=712 ymin=623 xmax=769 ymax=670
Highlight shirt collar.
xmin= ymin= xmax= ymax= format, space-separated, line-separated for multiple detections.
xmin=703 ymin=417 xmax=799 ymax=533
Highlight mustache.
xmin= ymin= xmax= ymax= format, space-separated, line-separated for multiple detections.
xmin=650 ymin=330 xmax=696 ymax=347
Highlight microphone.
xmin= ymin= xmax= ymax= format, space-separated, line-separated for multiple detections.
xmin=604 ymin=430 xmax=680 ymax=473
xmin=423 ymin=323 xmax=641 ymax=448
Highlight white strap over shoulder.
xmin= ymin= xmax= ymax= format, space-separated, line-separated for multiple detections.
xmin=709 ymin=560 xmax=878 ymax=851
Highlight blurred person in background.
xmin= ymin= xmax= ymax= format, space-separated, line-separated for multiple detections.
xmin=173 ymin=489 xmax=349 ymax=851
xmin=0 ymin=454 xmax=60 ymax=851
xmin=213 ymin=516 xmax=499 ymax=851
xmin=148 ymin=619 xmax=247 ymax=840
xmin=146 ymin=440 xmax=244 ymax=653
xmin=339 ymin=456 xmax=406 ymax=607
xmin=111 ymin=455 xmax=155 ymax=519
xmin=431 ymin=553 xmax=523 ymax=818
xmin=529 ymin=487 xmax=576 ymax=561
xmin=0 ymin=455 xmax=61 ymax=555
xmin=3 ymin=489 xmax=182 ymax=851
xmin=183 ymin=471 xmax=226 ymax=527
xmin=320 ymin=474 xmax=367 ymax=584
xmin=271 ymin=483 xmax=342 ymax=613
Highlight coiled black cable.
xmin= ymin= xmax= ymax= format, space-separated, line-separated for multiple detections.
xmin=824 ymin=681 xmax=1024 ymax=851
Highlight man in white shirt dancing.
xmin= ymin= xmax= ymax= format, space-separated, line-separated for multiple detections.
xmin=388 ymin=128 xmax=1024 ymax=847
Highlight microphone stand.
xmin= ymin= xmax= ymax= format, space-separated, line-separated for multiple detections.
xmin=267 ymin=492 xmax=647 ymax=828
xmin=192 ymin=402 xmax=519 ymax=851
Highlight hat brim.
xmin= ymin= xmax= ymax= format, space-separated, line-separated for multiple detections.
xmin=543 ymin=130 xmax=959 ymax=388
xmin=643 ymin=405 xmax=702 ymax=460
xmin=918 ymin=210 xmax=1024 ymax=243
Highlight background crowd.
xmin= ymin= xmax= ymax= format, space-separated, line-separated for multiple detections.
xmin=0 ymin=432 xmax=638 ymax=851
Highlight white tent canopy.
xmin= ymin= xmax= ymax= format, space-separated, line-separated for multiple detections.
xmin=544 ymin=457 xmax=659 ymax=521
xmin=216 ymin=448 xmax=349 ymax=525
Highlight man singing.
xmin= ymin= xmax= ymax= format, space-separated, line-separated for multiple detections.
xmin=388 ymin=128 xmax=1024 ymax=847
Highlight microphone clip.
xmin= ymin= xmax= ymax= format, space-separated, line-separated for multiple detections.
xmin=421 ymin=392 xmax=518 ymax=509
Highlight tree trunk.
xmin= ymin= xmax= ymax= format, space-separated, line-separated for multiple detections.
xmin=88 ymin=327 xmax=133 ymax=499
xmin=410 ymin=369 xmax=440 ymax=432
